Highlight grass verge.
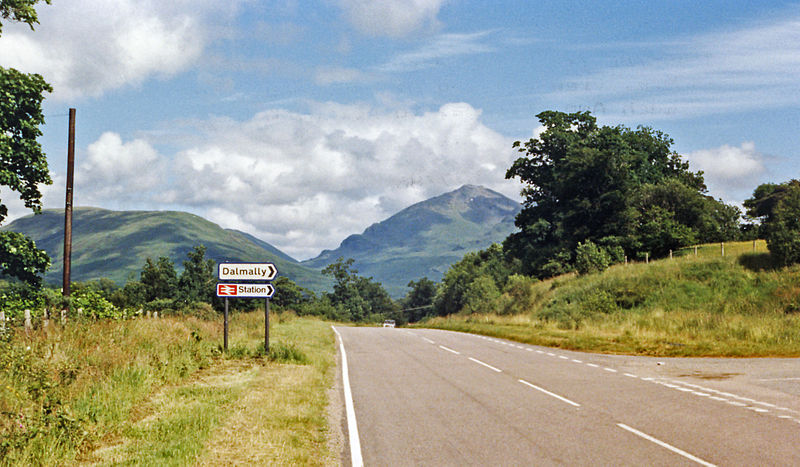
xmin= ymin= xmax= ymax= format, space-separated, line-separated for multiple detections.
xmin=0 ymin=312 xmax=337 ymax=466
xmin=419 ymin=241 xmax=800 ymax=357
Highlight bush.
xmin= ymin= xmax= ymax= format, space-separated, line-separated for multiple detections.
xmin=575 ymin=241 xmax=611 ymax=275
xmin=71 ymin=288 xmax=120 ymax=319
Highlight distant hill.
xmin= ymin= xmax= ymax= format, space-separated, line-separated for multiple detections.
xmin=1 ymin=208 xmax=330 ymax=291
xmin=303 ymin=185 xmax=520 ymax=297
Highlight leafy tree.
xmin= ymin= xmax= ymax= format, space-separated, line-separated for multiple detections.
xmin=506 ymin=110 xmax=738 ymax=276
xmin=0 ymin=0 xmax=52 ymax=286
xmin=140 ymin=256 xmax=178 ymax=302
xmin=401 ymin=277 xmax=437 ymax=322
xmin=272 ymin=275 xmax=312 ymax=309
xmin=321 ymin=257 xmax=397 ymax=322
xmin=750 ymin=182 xmax=800 ymax=266
xmin=0 ymin=0 xmax=51 ymax=35
xmin=177 ymin=245 xmax=215 ymax=304
xmin=433 ymin=244 xmax=519 ymax=316
xmin=0 ymin=231 xmax=49 ymax=286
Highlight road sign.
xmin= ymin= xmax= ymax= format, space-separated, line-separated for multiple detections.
xmin=216 ymin=283 xmax=275 ymax=298
xmin=218 ymin=262 xmax=278 ymax=281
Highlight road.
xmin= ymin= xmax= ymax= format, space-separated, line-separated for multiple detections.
xmin=333 ymin=326 xmax=800 ymax=466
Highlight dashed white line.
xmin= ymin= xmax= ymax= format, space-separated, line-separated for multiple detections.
xmin=617 ymin=423 xmax=716 ymax=467
xmin=603 ymin=368 xmax=618 ymax=373
xmin=421 ymin=337 xmax=436 ymax=344
xmin=587 ymin=363 xmax=600 ymax=368
xmin=469 ymin=357 xmax=502 ymax=373
xmin=559 ymin=355 xmax=569 ymax=360
xmin=572 ymin=359 xmax=583 ymax=363
xmin=439 ymin=345 xmax=461 ymax=355
xmin=519 ymin=379 xmax=581 ymax=407
xmin=624 ymin=373 xmax=638 ymax=378
xmin=547 ymin=352 xmax=556 ymax=356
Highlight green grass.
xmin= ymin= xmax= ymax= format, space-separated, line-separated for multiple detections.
xmin=0 ymin=312 xmax=337 ymax=466
xmin=420 ymin=240 xmax=800 ymax=356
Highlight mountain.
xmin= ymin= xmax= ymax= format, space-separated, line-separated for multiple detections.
xmin=1 ymin=208 xmax=330 ymax=291
xmin=303 ymin=185 xmax=520 ymax=297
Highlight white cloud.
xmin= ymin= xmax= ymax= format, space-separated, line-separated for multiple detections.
xmin=337 ymin=0 xmax=446 ymax=38
xmin=166 ymin=102 xmax=518 ymax=259
xmin=377 ymin=31 xmax=495 ymax=73
xmin=548 ymin=14 xmax=800 ymax=120
xmin=0 ymin=0 xmax=239 ymax=100
xmin=686 ymin=142 xmax=768 ymax=202
xmin=75 ymin=132 xmax=166 ymax=206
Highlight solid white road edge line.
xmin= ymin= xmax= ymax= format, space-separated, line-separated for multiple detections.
xmin=616 ymin=423 xmax=716 ymax=467
xmin=468 ymin=357 xmax=502 ymax=373
xmin=332 ymin=327 xmax=363 ymax=467
xmin=518 ymin=379 xmax=581 ymax=407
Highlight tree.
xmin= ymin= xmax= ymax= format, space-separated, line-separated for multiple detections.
xmin=433 ymin=244 xmax=518 ymax=316
xmin=0 ymin=0 xmax=51 ymax=35
xmin=140 ymin=256 xmax=178 ymax=302
xmin=177 ymin=245 xmax=215 ymax=304
xmin=0 ymin=0 xmax=53 ymax=286
xmin=765 ymin=186 xmax=800 ymax=266
xmin=271 ymin=275 xmax=312 ymax=309
xmin=401 ymin=278 xmax=437 ymax=322
xmin=321 ymin=257 xmax=397 ymax=322
xmin=0 ymin=231 xmax=49 ymax=286
xmin=746 ymin=181 xmax=800 ymax=266
xmin=505 ymin=110 xmax=738 ymax=277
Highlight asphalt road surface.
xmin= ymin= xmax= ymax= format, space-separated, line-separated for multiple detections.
xmin=333 ymin=326 xmax=800 ymax=466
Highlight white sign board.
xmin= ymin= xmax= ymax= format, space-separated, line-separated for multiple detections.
xmin=216 ymin=283 xmax=275 ymax=298
xmin=218 ymin=262 xmax=277 ymax=281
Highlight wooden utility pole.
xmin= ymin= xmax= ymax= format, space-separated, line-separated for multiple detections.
xmin=63 ymin=108 xmax=76 ymax=300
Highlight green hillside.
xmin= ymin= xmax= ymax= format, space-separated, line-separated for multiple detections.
xmin=423 ymin=240 xmax=800 ymax=356
xmin=2 ymin=208 xmax=330 ymax=291
xmin=304 ymin=185 xmax=520 ymax=297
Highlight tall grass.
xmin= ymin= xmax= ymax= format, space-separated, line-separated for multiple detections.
xmin=0 ymin=312 xmax=337 ymax=466
xmin=422 ymin=241 xmax=800 ymax=356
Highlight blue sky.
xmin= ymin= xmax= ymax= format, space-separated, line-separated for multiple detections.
xmin=2 ymin=0 xmax=799 ymax=259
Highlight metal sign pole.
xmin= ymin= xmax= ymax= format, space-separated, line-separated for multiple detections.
xmin=265 ymin=298 xmax=270 ymax=354
xmin=224 ymin=297 xmax=229 ymax=352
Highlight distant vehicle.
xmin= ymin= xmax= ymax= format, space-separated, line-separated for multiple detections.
xmin=383 ymin=319 xmax=396 ymax=328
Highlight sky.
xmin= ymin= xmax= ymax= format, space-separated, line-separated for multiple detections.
xmin=2 ymin=0 xmax=800 ymax=260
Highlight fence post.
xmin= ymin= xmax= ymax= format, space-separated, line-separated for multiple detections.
xmin=0 ymin=311 xmax=5 ymax=335
xmin=694 ymin=245 xmax=698 ymax=256
xmin=24 ymin=309 xmax=32 ymax=333
xmin=61 ymin=309 xmax=67 ymax=325
xmin=43 ymin=308 xmax=50 ymax=330
xmin=153 ymin=311 xmax=158 ymax=319
xmin=669 ymin=249 xmax=673 ymax=259
xmin=624 ymin=255 xmax=628 ymax=265
xmin=646 ymin=252 xmax=649 ymax=264
xmin=721 ymin=242 xmax=725 ymax=257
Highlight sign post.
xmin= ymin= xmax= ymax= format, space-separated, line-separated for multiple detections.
xmin=216 ymin=263 xmax=277 ymax=354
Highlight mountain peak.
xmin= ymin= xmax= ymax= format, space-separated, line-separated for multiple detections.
xmin=303 ymin=184 xmax=520 ymax=296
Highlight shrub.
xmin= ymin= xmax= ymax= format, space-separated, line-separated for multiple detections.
xmin=575 ymin=240 xmax=611 ymax=275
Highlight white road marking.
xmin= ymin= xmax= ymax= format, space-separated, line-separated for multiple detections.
xmin=547 ymin=352 xmax=556 ymax=356
xmin=518 ymin=379 xmax=581 ymax=407
xmin=587 ymin=363 xmax=599 ymax=368
xmin=559 ymin=355 xmax=569 ymax=360
xmin=421 ymin=337 xmax=436 ymax=344
xmin=603 ymin=367 xmax=618 ymax=373
xmin=469 ymin=357 xmax=502 ymax=373
xmin=332 ymin=327 xmax=363 ymax=467
xmin=617 ymin=423 xmax=716 ymax=466
xmin=536 ymin=350 xmax=545 ymax=354
xmin=624 ymin=373 xmax=638 ymax=378
xmin=439 ymin=345 xmax=461 ymax=355
xmin=572 ymin=359 xmax=583 ymax=363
